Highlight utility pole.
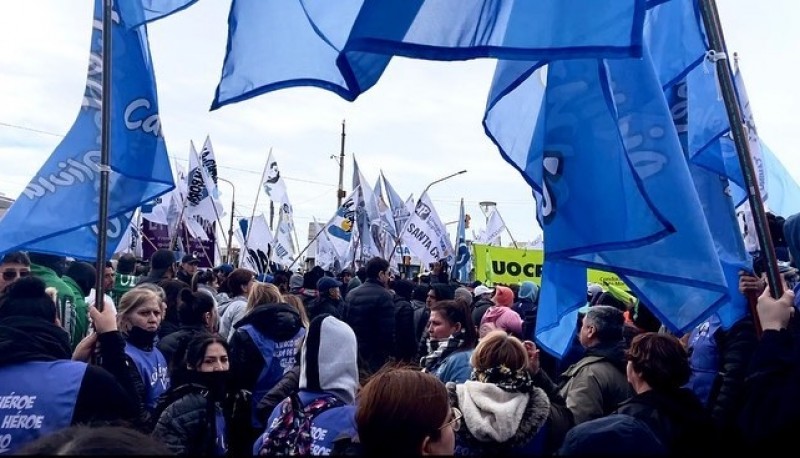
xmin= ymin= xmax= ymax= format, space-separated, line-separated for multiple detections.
xmin=337 ymin=120 xmax=346 ymax=208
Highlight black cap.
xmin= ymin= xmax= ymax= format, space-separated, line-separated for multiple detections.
xmin=181 ymin=254 xmax=200 ymax=265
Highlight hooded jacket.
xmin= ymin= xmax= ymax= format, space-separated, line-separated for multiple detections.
xmin=343 ymin=279 xmax=395 ymax=376
xmin=480 ymin=305 xmax=523 ymax=337
xmin=29 ymin=263 xmax=80 ymax=348
xmin=0 ymin=316 xmax=137 ymax=452
xmin=447 ymin=381 xmax=551 ymax=456
xmin=255 ymin=315 xmax=358 ymax=455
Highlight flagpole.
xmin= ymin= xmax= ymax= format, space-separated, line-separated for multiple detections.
xmin=190 ymin=146 xmax=226 ymax=265
xmin=93 ymin=0 xmax=113 ymax=312
xmin=699 ymin=0 xmax=782 ymax=328
xmin=246 ymin=148 xmax=271 ymax=251
xmin=287 ymin=223 xmax=329 ymax=271
xmin=494 ymin=209 xmax=519 ymax=249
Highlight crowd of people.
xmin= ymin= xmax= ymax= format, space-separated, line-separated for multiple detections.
xmin=0 ymin=241 xmax=799 ymax=455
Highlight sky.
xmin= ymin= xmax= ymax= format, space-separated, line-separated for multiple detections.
xmin=1 ymin=1 xmax=799 ymax=260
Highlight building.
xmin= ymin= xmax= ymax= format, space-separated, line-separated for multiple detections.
xmin=0 ymin=194 xmax=13 ymax=221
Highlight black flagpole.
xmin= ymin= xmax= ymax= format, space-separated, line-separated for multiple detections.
xmin=94 ymin=0 xmax=113 ymax=312
xmin=699 ymin=0 xmax=783 ymax=322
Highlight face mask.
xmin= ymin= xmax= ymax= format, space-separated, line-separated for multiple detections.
xmin=192 ymin=370 xmax=229 ymax=399
xmin=126 ymin=325 xmax=158 ymax=347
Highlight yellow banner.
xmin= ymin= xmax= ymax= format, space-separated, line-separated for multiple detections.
xmin=471 ymin=244 xmax=628 ymax=290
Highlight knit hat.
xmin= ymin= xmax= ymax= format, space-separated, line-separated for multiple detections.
xmin=317 ymin=277 xmax=342 ymax=293
xmin=518 ymin=281 xmax=539 ymax=302
xmin=299 ymin=314 xmax=358 ymax=404
xmin=289 ymin=274 xmax=304 ymax=291
xmin=0 ymin=276 xmax=57 ymax=322
xmin=492 ymin=286 xmax=514 ymax=307
xmin=454 ymin=287 xmax=473 ymax=305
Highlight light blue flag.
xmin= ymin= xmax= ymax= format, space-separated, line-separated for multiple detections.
xmin=668 ymin=81 xmax=751 ymax=328
xmin=452 ymin=198 xmax=470 ymax=283
xmin=381 ymin=172 xmax=411 ymax=235
xmin=0 ymin=0 xmax=174 ymax=260
xmin=118 ymin=0 xmax=199 ymax=29
xmin=213 ymin=0 xmax=648 ymax=109
xmin=760 ymin=141 xmax=800 ymax=218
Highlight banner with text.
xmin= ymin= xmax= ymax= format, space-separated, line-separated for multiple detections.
xmin=141 ymin=217 xmax=216 ymax=268
xmin=471 ymin=244 xmax=627 ymax=290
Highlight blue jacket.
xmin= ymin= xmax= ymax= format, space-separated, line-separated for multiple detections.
xmin=435 ymin=350 xmax=473 ymax=384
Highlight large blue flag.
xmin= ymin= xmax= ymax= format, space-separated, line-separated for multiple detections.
xmin=0 ymin=0 xmax=174 ymax=260
xmin=213 ymin=0 xmax=647 ymax=109
xmin=760 ymin=141 xmax=800 ymax=218
xmin=118 ymin=0 xmax=199 ymax=29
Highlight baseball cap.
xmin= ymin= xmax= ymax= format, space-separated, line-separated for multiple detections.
xmin=181 ymin=254 xmax=199 ymax=264
xmin=473 ymin=285 xmax=494 ymax=297
xmin=317 ymin=277 xmax=343 ymax=292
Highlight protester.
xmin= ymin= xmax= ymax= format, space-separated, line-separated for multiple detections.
xmin=615 ymin=332 xmax=714 ymax=455
xmin=17 ymin=424 xmax=174 ymax=456
xmin=176 ymin=254 xmax=199 ymax=285
xmin=0 ymin=251 xmax=30 ymax=293
xmin=255 ymin=314 xmax=358 ymax=455
xmin=62 ymin=261 xmax=94 ymax=347
xmin=415 ymin=283 xmax=456 ymax=360
xmin=157 ymin=289 xmax=218 ymax=382
xmin=112 ymin=253 xmax=139 ymax=304
xmin=153 ymin=334 xmax=234 ymax=456
xmin=0 ymin=277 xmax=137 ymax=453
xmin=217 ymin=268 xmax=255 ymax=340
xmin=343 ymin=257 xmax=396 ymax=377
xmin=137 ymin=249 xmax=175 ymax=285
xmin=420 ymin=300 xmax=477 ymax=383
xmin=212 ymin=263 xmax=234 ymax=300
xmin=157 ymin=279 xmax=187 ymax=338
xmin=479 ymin=285 xmax=523 ymax=338
xmin=228 ymin=292 xmax=305 ymax=450
xmin=557 ymin=414 xmax=666 ymax=456
xmin=470 ymin=285 xmax=495 ymax=326
xmin=117 ymin=287 xmax=171 ymax=430
xmin=307 ymin=276 xmax=345 ymax=321
xmin=557 ymin=305 xmax=632 ymax=425
xmin=390 ymin=278 xmax=418 ymax=362
xmin=342 ymin=366 xmax=456 ymax=456
xmin=192 ymin=269 xmax=219 ymax=307
xmin=28 ymin=252 xmax=80 ymax=348
xmin=447 ymin=330 xmax=567 ymax=455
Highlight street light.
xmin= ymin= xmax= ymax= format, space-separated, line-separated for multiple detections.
xmin=217 ymin=177 xmax=235 ymax=264
xmin=389 ymin=169 xmax=468 ymax=259
xmin=478 ymin=200 xmax=499 ymax=245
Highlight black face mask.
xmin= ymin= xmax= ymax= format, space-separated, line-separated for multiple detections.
xmin=127 ymin=325 xmax=158 ymax=349
xmin=191 ymin=370 xmax=229 ymax=399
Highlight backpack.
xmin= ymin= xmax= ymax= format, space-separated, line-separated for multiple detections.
xmin=257 ymin=393 xmax=344 ymax=456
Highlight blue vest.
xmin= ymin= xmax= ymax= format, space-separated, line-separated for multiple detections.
xmin=257 ymin=391 xmax=356 ymax=456
xmin=125 ymin=342 xmax=170 ymax=412
xmin=214 ymin=406 xmax=227 ymax=456
xmin=685 ymin=314 xmax=721 ymax=406
xmin=240 ymin=325 xmax=305 ymax=428
xmin=0 ymin=360 xmax=86 ymax=454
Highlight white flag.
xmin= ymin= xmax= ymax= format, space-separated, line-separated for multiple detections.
xmin=477 ymin=209 xmax=505 ymax=246
xmin=261 ymin=149 xmax=291 ymax=208
xmin=185 ymin=141 xmax=224 ymax=224
xmin=401 ymin=192 xmax=455 ymax=267
xmin=322 ymin=187 xmax=358 ymax=261
xmin=235 ymin=214 xmax=274 ymax=274
xmin=271 ymin=208 xmax=295 ymax=268
xmin=314 ymin=218 xmax=338 ymax=271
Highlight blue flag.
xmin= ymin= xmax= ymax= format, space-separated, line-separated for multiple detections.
xmin=0 ymin=0 xmax=174 ymax=260
xmin=452 ymin=198 xmax=470 ymax=283
xmin=213 ymin=0 xmax=647 ymax=109
xmin=760 ymin=141 xmax=800 ymax=218
xmin=118 ymin=0 xmax=199 ymax=29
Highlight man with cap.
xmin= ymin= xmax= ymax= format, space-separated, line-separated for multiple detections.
xmin=175 ymin=254 xmax=199 ymax=285
xmin=470 ymin=285 xmax=495 ymax=327
xmin=137 ymin=249 xmax=176 ymax=286
xmin=307 ymin=276 xmax=345 ymax=321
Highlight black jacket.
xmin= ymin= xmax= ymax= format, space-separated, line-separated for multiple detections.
xmin=153 ymin=383 xmax=224 ymax=456
xmin=615 ymin=388 xmax=714 ymax=455
xmin=393 ymin=296 xmax=417 ymax=363
xmin=0 ymin=316 xmax=138 ymax=428
xmin=306 ymin=296 xmax=345 ymax=321
xmin=157 ymin=324 xmax=207 ymax=378
xmin=344 ymin=279 xmax=396 ymax=376
xmin=471 ymin=298 xmax=494 ymax=327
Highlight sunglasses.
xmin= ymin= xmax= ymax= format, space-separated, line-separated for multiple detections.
xmin=439 ymin=407 xmax=462 ymax=432
xmin=2 ymin=269 xmax=31 ymax=281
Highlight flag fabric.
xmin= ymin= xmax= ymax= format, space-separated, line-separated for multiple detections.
xmin=452 ymin=198 xmax=471 ymax=283
xmin=401 ymin=191 xmax=454 ymax=267
xmin=271 ymin=207 xmax=296 ymax=268
xmin=0 ymin=0 xmax=173 ymax=260
xmin=314 ymin=218 xmax=339 ymax=271
xmin=261 ymin=149 xmax=291 ymax=210
xmin=118 ymin=0 xmax=199 ymax=29
xmin=236 ymin=214 xmax=274 ymax=274
xmin=381 ymin=172 xmax=411 ymax=236
xmin=759 ymin=141 xmax=800 ymax=218
xmin=323 ymin=187 xmax=359 ymax=262
xmin=477 ymin=209 xmax=506 ymax=246
xmin=184 ymin=141 xmax=223 ymax=230
xmin=212 ymin=0 xmax=647 ymax=108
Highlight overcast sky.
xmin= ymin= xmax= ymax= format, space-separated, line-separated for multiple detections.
xmin=1 ymin=1 xmax=798 ymax=255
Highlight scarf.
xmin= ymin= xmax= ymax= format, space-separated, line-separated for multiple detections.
xmin=0 ymin=316 xmax=72 ymax=365
xmin=420 ymin=329 xmax=466 ymax=373
xmin=471 ymin=364 xmax=535 ymax=393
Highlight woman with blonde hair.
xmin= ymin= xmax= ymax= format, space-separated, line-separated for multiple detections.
xmin=447 ymin=330 xmax=568 ymax=455
xmin=117 ymin=287 xmax=170 ymax=430
xmin=245 ymin=281 xmax=283 ymax=315
xmin=282 ymin=293 xmax=310 ymax=328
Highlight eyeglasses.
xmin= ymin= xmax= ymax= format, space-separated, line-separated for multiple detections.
xmin=2 ymin=269 xmax=31 ymax=281
xmin=439 ymin=407 xmax=462 ymax=432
